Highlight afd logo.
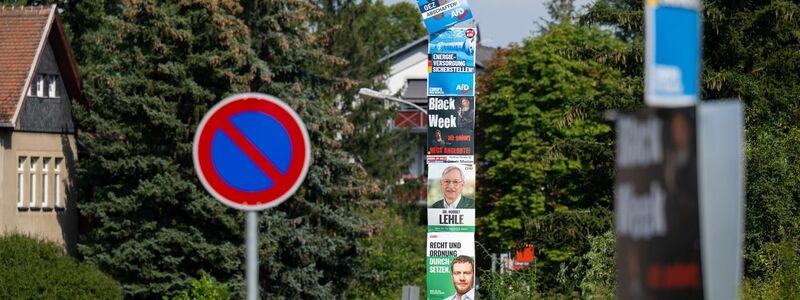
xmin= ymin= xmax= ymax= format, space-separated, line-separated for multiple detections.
xmin=456 ymin=84 xmax=472 ymax=94
xmin=451 ymin=7 xmax=469 ymax=20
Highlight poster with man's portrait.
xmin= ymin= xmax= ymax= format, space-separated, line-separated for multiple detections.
xmin=427 ymin=163 xmax=475 ymax=232
xmin=615 ymin=107 xmax=703 ymax=300
xmin=427 ymin=96 xmax=474 ymax=164
xmin=426 ymin=232 xmax=475 ymax=300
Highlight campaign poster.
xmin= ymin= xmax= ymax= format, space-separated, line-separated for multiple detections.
xmin=427 ymin=95 xmax=474 ymax=163
xmin=426 ymin=232 xmax=476 ymax=300
xmin=428 ymin=28 xmax=476 ymax=97
xmin=417 ymin=0 xmax=474 ymax=34
xmin=645 ymin=0 xmax=701 ymax=106
xmin=427 ymin=163 xmax=475 ymax=232
xmin=615 ymin=107 xmax=704 ymax=300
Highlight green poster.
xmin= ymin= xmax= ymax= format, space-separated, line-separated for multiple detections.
xmin=426 ymin=232 xmax=475 ymax=300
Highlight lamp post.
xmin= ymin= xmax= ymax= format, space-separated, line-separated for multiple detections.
xmin=358 ymin=88 xmax=428 ymax=114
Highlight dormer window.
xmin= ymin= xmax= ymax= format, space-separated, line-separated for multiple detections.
xmin=27 ymin=74 xmax=57 ymax=98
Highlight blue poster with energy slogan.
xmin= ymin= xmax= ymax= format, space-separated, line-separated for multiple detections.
xmin=645 ymin=0 xmax=701 ymax=106
xmin=417 ymin=0 xmax=474 ymax=34
xmin=428 ymin=28 xmax=476 ymax=97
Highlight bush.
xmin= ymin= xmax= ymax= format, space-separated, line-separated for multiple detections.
xmin=479 ymin=268 xmax=541 ymax=300
xmin=742 ymin=242 xmax=800 ymax=299
xmin=579 ymin=231 xmax=615 ymax=299
xmin=165 ymin=274 xmax=229 ymax=300
xmin=0 ymin=234 xmax=122 ymax=299
xmin=345 ymin=202 xmax=427 ymax=299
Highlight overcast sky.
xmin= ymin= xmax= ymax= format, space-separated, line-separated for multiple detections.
xmin=384 ymin=0 xmax=594 ymax=48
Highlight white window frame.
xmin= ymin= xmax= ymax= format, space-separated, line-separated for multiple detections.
xmin=42 ymin=158 xmax=50 ymax=208
xmin=30 ymin=157 xmax=37 ymax=207
xmin=18 ymin=157 xmax=25 ymax=208
xmin=47 ymin=75 xmax=58 ymax=98
xmin=55 ymin=158 xmax=62 ymax=208
xmin=35 ymin=75 xmax=44 ymax=97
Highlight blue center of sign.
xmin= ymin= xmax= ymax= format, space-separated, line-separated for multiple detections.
xmin=211 ymin=111 xmax=293 ymax=192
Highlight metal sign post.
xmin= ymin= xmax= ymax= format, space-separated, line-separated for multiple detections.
xmin=193 ymin=93 xmax=311 ymax=299
xmin=246 ymin=211 xmax=258 ymax=300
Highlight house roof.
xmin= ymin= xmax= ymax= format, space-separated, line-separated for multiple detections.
xmin=0 ymin=5 xmax=85 ymax=127
xmin=379 ymin=34 xmax=497 ymax=69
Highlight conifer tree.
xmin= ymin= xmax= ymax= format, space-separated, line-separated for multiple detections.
xmin=69 ymin=0 xmax=384 ymax=298
xmin=73 ymin=1 xmax=262 ymax=298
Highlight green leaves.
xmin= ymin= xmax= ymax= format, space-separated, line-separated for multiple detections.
xmin=475 ymin=21 xmax=636 ymax=293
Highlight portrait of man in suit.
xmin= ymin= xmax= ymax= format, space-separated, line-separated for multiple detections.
xmin=431 ymin=165 xmax=475 ymax=209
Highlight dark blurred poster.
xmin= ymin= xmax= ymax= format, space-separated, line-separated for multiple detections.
xmin=427 ymin=96 xmax=474 ymax=163
xmin=615 ymin=107 xmax=704 ymax=300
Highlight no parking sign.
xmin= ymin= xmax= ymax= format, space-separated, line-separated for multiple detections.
xmin=193 ymin=93 xmax=311 ymax=211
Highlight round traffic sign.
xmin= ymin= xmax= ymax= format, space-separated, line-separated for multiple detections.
xmin=193 ymin=93 xmax=311 ymax=210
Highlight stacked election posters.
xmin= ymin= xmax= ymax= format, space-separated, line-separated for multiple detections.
xmin=417 ymin=2 xmax=477 ymax=295
xmin=427 ymin=28 xmax=476 ymax=164
xmin=615 ymin=107 xmax=704 ymax=300
xmin=425 ymin=27 xmax=477 ymax=300
xmin=417 ymin=0 xmax=474 ymax=34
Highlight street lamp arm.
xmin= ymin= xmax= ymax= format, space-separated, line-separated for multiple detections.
xmin=358 ymin=88 xmax=428 ymax=114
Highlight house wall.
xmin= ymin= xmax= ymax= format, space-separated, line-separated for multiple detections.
xmin=18 ymin=43 xmax=75 ymax=133
xmin=0 ymin=130 xmax=78 ymax=255
xmin=386 ymin=44 xmax=428 ymax=95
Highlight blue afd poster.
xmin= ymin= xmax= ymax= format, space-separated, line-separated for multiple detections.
xmin=417 ymin=0 xmax=474 ymax=34
xmin=428 ymin=28 xmax=476 ymax=97
xmin=645 ymin=0 xmax=701 ymax=106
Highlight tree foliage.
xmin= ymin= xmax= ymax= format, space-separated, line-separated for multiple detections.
xmin=585 ymin=0 xmax=800 ymax=287
xmin=166 ymin=274 xmax=230 ymax=300
xmin=475 ymin=22 xmax=639 ymax=284
xmin=73 ymin=1 xmax=262 ymax=298
xmin=66 ymin=0 xmax=418 ymax=298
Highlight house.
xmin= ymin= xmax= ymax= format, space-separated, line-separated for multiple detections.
xmin=0 ymin=4 xmax=86 ymax=254
xmin=380 ymin=34 xmax=495 ymax=179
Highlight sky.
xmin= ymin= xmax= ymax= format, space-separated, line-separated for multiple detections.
xmin=385 ymin=0 xmax=594 ymax=48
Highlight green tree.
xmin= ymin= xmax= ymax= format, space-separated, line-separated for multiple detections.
xmin=475 ymin=22 xmax=639 ymax=291
xmin=584 ymin=0 xmax=800 ymax=286
xmin=73 ymin=1 xmax=261 ymax=298
xmin=701 ymin=0 xmax=800 ymax=280
xmin=67 ymin=0 xmax=425 ymax=298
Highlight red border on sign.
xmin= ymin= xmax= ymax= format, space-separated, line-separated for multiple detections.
xmin=193 ymin=93 xmax=310 ymax=210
